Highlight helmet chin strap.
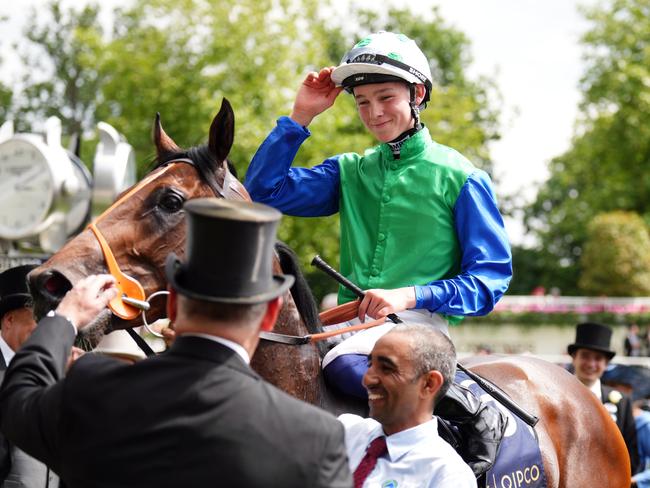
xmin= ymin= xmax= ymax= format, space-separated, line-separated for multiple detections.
xmin=409 ymin=84 xmax=422 ymax=130
xmin=386 ymin=84 xmax=423 ymax=160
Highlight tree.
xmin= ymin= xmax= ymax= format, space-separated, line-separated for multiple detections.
xmin=11 ymin=2 xmax=104 ymax=138
xmin=523 ymin=0 xmax=650 ymax=295
xmin=0 ymin=81 xmax=12 ymax=125
xmin=579 ymin=211 xmax=650 ymax=296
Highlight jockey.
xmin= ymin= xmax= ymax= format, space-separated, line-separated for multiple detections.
xmin=244 ymin=31 xmax=512 ymax=476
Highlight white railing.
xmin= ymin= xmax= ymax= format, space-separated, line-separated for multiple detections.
xmin=494 ymin=295 xmax=650 ymax=314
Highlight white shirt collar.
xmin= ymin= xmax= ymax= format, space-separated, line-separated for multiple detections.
xmin=181 ymin=333 xmax=250 ymax=364
xmin=589 ymin=378 xmax=602 ymax=398
xmin=0 ymin=334 xmax=15 ymax=365
xmin=365 ymin=416 xmax=439 ymax=462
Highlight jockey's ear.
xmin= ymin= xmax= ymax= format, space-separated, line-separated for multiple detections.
xmin=153 ymin=113 xmax=181 ymax=161
xmin=259 ymin=296 xmax=283 ymax=332
xmin=208 ymin=98 xmax=234 ymax=163
xmin=415 ymin=84 xmax=426 ymax=106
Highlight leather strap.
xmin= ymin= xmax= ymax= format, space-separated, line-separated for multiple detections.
xmin=88 ymin=222 xmax=145 ymax=320
xmin=318 ymin=300 xmax=361 ymax=325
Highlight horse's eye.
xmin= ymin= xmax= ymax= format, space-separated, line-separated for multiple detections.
xmin=158 ymin=192 xmax=184 ymax=213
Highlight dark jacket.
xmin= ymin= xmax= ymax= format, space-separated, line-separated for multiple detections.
xmin=0 ymin=316 xmax=352 ymax=488
xmin=602 ymin=384 xmax=639 ymax=474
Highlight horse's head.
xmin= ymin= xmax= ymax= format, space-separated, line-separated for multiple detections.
xmin=29 ymin=99 xmax=250 ymax=342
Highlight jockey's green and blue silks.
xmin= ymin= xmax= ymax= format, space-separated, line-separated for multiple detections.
xmin=244 ymin=117 xmax=512 ymax=320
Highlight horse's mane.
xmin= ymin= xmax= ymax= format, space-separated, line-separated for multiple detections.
xmin=274 ymin=242 xmax=322 ymax=331
xmin=151 ymin=145 xmax=238 ymax=194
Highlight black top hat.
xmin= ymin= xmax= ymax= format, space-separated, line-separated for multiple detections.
xmin=0 ymin=264 xmax=37 ymax=322
xmin=165 ymin=198 xmax=294 ymax=304
xmin=567 ymin=322 xmax=616 ymax=360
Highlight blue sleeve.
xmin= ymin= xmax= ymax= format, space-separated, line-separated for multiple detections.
xmin=244 ymin=116 xmax=340 ymax=217
xmin=414 ymin=170 xmax=512 ymax=316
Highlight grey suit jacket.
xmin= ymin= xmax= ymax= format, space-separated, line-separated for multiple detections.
xmin=0 ymin=360 xmax=59 ymax=488
xmin=0 ymin=316 xmax=351 ymax=488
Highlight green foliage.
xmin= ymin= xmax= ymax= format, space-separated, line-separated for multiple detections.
xmin=0 ymin=81 xmax=12 ymax=124
xmin=4 ymin=0 xmax=500 ymax=296
xmin=11 ymin=1 xmax=104 ymax=136
xmin=578 ymin=211 xmax=650 ymax=296
xmin=523 ymin=0 xmax=650 ymax=295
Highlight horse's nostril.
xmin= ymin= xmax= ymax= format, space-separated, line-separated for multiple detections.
xmin=44 ymin=273 xmax=70 ymax=295
xmin=31 ymin=270 xmax=73 ymax=300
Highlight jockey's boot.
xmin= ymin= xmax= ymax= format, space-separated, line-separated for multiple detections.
xmin=434 ymin=382 xmax=507 ymax=477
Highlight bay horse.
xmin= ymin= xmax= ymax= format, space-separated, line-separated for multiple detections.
xmin=28 ymin=100 xmax=630 ymax=487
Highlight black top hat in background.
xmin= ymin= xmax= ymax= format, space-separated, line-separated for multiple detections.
xmin=165 ymin=198 xmax=294 ymax=304
xmin=0 ymin=264 xmax=37 ymax=322
xmin=567 ymin=322 xmax=616 ymax=360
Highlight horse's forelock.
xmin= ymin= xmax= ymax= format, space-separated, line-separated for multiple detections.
xmin=150 ymin=145 xmax=239 ymax=194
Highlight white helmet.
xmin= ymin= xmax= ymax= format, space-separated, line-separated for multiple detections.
xmin=331 ymin=31 xmax=433 ymax=105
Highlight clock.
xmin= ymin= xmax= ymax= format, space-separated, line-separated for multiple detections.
xmin=0 ymin=116 xmax=133 ymax=252
xmin=0 ymin=137 xmax=55 ymax=239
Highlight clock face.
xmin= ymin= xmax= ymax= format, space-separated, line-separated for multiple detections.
xmin=0 ymin=138 xmax=54 ymax=239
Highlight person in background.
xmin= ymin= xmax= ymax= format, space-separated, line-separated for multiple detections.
xmin=0 ymin=199 xmax=351 ymax=488
xmin=339 ymin=323 xmax=475 ymax=487
xmin=0 ymin=264 xmax=60 ymax=488
xmin=625 ymin=323 xmax=642 ymax=357
xmin=568 ymin=322 xmax=639 ymax=474
xmin=632 ymin=399 xmax=650 ymax=487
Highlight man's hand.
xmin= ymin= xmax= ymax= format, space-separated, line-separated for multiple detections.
xmin=357 ymin=287 xmax=417 ymax=322
xmin=290 ymin=67 xmax=343 ymax=127
xmin=56 ymin=275 xmax=118 ymax=330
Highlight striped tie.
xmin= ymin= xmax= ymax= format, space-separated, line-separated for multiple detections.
xmin=353 ymin=436 xmax=387 ymax=488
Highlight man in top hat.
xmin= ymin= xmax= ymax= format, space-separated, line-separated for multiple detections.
xmin=0 ymin=264 xmax=60 ymax=488
xmin=568 ymin=321 xmax=639 ymax=474
xmin=0 ymin=198 xmax=351 ymax=488
xmin=0 ymin=265 xmax=38 ymax=370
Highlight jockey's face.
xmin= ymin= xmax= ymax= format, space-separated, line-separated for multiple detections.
xmin=363 ymin=332 xmax=433 ymax=435
xmin=572 ymin=348 xmax=609 ymax=387
xmin=354 ymin=82 xmax=418 ymax=143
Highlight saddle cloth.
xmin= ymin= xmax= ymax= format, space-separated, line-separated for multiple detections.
xmin=456 ymin=371 xmax=548 ymax=488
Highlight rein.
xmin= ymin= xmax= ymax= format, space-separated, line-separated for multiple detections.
xmin=260 ymin=311 xmax=386 ymax=345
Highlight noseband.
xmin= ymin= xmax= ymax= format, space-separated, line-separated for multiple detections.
xmin=88 ymin=158 xmax=245 ymax=326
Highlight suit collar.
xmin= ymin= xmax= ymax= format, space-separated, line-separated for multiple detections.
xmin=166 ymin=335 xmax=258 ymax=379
xmin=0 ymin=335 xmax=13 ymax=367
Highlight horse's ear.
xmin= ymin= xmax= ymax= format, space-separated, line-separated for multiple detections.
xmin=208 ymin=98 xmax=234 ymax=162
xmin=153 ymin=113 xmax=181 ymax=160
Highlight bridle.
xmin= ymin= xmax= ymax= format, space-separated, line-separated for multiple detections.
xmin=87 ymin=157 xmax=246 ymax=332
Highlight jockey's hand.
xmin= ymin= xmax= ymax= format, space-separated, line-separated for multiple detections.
xmin=290 ymin=66 xmax=343 ymax=127
xmin=56 ymin=275 xmax=118 ymax=331
xmin=358 ymin=287 xmax=417 ymax=322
